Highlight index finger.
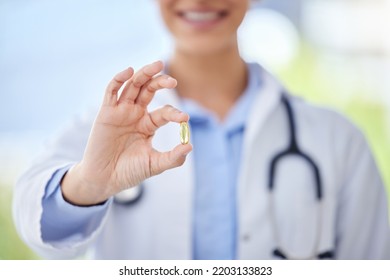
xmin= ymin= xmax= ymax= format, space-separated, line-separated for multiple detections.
xmin=104 ymin=67 xmax=134 ymax=106
xmin=118 ymin=61 xmax=164 ymax=104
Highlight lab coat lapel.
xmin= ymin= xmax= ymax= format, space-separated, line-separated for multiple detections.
xmin=237 ymin=68 xmax=284 ymax=259
xmin=244 ymin=68 xmax=284 ymax=148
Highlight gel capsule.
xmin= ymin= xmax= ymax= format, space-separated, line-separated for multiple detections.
xmin=180 ymin=122 xmax=190 ymax=144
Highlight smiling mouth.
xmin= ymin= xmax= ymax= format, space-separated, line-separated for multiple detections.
xmin=178 ymin=10 xmax=228 ymax=23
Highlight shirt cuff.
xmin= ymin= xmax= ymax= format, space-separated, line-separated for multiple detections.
xmin=41 ymin=165 xmax=111 ymax=242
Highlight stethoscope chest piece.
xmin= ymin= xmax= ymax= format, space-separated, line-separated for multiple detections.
xmin=114 ymin=185 xmax=144 ymax=206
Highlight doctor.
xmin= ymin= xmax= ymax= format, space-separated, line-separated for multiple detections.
xmin=14 ymin=0 xmax=390 ymax=259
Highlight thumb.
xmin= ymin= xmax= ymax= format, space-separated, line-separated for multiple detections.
xmin=150 ymin=144 xmax=193 ymax=176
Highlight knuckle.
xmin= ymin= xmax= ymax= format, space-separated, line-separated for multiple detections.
xmin=142 ymin=68 xmax=155 ymax=78
xmin=106 ymin=84 xmax=117 ymax=95
xmin=146 ymin=83 xmax=159 ymax=93
xmin=174 ymin=156 xmax=186 ymax=167
xmin=113 ymin=75 xmax=122 ymax=83
xmin=105 ymin=84 xmax=112 ymax=93
xmin=132 ymin=80 xmax=143 ymax=88
xmin=164 ymin=104 xmax=173 ymax=111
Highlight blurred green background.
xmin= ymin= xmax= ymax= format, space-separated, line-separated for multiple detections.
xmin=0 ymin=188 xmax=38 ymax=259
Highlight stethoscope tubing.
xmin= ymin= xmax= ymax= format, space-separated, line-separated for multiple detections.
xmin=269 ymin=94 xmax=328 ymax=259
xmin=268 ymin=95 xmax=322 ymax=201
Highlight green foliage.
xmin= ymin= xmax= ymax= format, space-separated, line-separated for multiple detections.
xmin=0 ymin=186 xmax=38 ymax=260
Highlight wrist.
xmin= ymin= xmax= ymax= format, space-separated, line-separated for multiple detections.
xmin=60 ymin=163 xmax=109 ymax=206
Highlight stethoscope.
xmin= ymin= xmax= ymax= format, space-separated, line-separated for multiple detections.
xmin=114 ymin=94 xmax=334 ymax=260
xmin=269 ymin=95 xmax=333 ymax=260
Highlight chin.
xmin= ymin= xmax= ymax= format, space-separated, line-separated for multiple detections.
xmin=176 ymin=37 xmax=236 ymax=56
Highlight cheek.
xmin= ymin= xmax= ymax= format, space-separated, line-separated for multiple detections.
xmin=158 ymin=0 xmax=173 ymax=4
xmin=230 ymin=0 xmax=250 ymax=27
xmin=232 ymin=0 xmax=251 ymax=10
xmin=229 ymin=12 xmax=248 ymax=34
xmin=157 ymin=0 xmax=175 ymax=30
xmin=158 ymin=0 xmax=175 ymax=13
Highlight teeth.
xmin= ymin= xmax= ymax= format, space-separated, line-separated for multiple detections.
xmin=183 ymin=11 xmax=220 ymax=22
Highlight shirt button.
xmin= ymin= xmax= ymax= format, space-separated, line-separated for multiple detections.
xmin=242 ymin=234 xmax=251 ymax=242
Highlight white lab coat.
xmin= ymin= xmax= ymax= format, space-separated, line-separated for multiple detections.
xmin=13 ymin=68 xmax=390 ymax=259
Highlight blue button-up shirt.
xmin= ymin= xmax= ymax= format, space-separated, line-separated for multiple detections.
xmin=182 ymin=63 xmax=261 ymax=259
xmin=41 ymin=62 xmax=262 ymax=259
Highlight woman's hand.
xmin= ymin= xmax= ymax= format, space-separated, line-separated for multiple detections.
xmin=61 ymin=61 xmax=192 ymax=206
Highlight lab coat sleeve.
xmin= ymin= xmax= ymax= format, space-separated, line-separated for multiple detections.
xmin=13 ymin=111 xmax=112 ymax=259
xmin=335 ymin=124 xmax=390 ymax=259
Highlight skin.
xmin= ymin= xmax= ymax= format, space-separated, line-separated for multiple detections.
xmin=61 ymin=0 xmax=251 ymax=206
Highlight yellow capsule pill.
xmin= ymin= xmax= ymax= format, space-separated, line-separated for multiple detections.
xmin=180 ymin=122 xmax=190 ymax=144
